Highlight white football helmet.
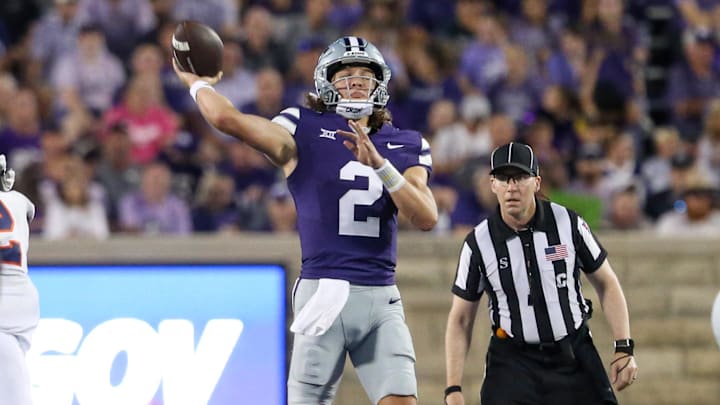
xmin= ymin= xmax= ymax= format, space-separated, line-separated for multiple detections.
xmin=314 ymin=36 xmax=391 ymax=119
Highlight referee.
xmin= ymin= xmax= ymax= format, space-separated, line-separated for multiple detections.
xmin=444 ymin=143 xmax=638 ymax=405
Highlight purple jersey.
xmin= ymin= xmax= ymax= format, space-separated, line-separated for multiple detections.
xmin=272 ymin=107 xmax=432 ymax=285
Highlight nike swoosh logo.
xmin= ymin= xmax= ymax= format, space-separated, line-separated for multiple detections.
xmin=386 ymin=142 xmax=404 ymax=150
xmin=389 ymin=297 xmax=401 ymax=304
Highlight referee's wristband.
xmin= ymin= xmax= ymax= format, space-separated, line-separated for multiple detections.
xmin=614 ymin=338 xmax=634 ymax=355
xmin=189 ymin=80 xmax=215 ymax=102
xmin=374 ymin=159 xmax=406 ymax=193
xmin=444 ymin=385 xmax=462 ymax=397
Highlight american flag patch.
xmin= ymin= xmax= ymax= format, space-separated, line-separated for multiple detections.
xmin=545 ymin=245 xmax=568 ymax=261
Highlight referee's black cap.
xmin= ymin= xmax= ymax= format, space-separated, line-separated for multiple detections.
xmin=490 ymin=142 xmax=539 ymax=176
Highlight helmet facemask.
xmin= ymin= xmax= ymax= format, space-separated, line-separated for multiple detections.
xmin=331 ymin=68 xmax=385 ymax=119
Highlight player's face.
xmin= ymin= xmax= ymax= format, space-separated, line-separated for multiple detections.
xmin=331 ymin=66 xmax=376 ymax=100
xmin=491 ymin=169 xmax=540 ymax=218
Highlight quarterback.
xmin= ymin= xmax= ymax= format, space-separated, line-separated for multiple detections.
xmin=173 ymin=36 xmax=437 ymax=404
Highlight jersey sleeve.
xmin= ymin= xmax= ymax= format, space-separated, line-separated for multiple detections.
xmin=394 ymin=130 xmax=432 ymax=175
xmin=573 ymin=214 xmax=608 ymax=273
xmin=451 ymin=231 xmax=486 ymax=301
xmin=271 ymin=107 xmax=301 ymax=136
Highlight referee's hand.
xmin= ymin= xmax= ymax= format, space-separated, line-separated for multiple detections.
xmin=444 ymin=391 xmax=464 ymax=405
xmin=610 ymin=352 xmax=638 ymax=391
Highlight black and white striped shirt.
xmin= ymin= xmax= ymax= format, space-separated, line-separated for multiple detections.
xmin=452 ymin=199 xmax=607 ymax=344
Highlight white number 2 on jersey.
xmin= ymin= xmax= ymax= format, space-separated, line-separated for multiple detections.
xmin=338 ymin=161 xmax=383 ymax=237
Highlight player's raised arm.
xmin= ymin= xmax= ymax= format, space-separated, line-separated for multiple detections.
xmin=172 ymin=61 xmax=297 ymax=168
xmin=170 ymin=21 xmax=296 ymax=168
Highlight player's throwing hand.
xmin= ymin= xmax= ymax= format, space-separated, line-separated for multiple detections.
xmin=172 ymin=59 xmax=223 ymax=88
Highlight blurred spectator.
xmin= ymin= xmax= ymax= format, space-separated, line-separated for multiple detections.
xmin=240 ymin=67 xmax=285 ymax=119
xmin=458 ymin=13 xmax=508 ymax=94
xmin=50 ymin=23 xmax=125 ymax=118
xmin=158 ymin=130 xmax=204 ymax=202
xmin=667 ymin=28 xmax=720 ymax=141
xmin=430 ymin=183 xmax=458 ymax=235
xmin=29 ymin=0 xmax=85 ymax=82
xmin=79 ymin=0 xmax=156 ymax=59
xmin=145 ymin=0 xmax=175 ymax=29
xmin=542 ymin=150 xmax=603 ymax=228
xmin=266 ymin=181 xmax=297 ymax=232
xmin=129 ymin=42 xmax=164 ymax=78
xmin=0 ymin=72 xmax=18 ymax=127
xmin=697 ymin=98 xmax=720 ymax=179
xmin=392 ymin=41 xmax=462 ymax=133
xmin=406 ymin=0 xmax=458 ymax=37
xmin=450 ymin=165 xmax=495 ymax=234
xmin=241 ymin=6 xmax=292 ymax=74
xmin=326 ymin=0 xmax=363 ymax=29
xmin=14 ymin=127 xmax=71 ymax=233
xmin=283 ymin=36 xmax=323 ymax=107
xmin=567 ymin=142 xmax=607 ymax=196
xmin=43 ymin=155 xmax=109 ymax=240
xmin=602 ymin=132 xmax=640 ymax=196
xmin=508 ymin=0 xmax=555 ymax=70
xmin=448 ymin=0 xmax=490 ymax=47
xmin=645 ymin=152 xmax=699 ymax=219
xmin=191 ymin=171 xmax=240 ymax=233
xmin=487 ymin=112 xmax=518 ymax=147
xmin=583 ymin=0 xmax=647 ymax=107
xmin=172 ymin=0 xmax=239 ymax=37
xmin=656 ymin=169 xmax=720 ymax=235
xmin=641 ymin=126 xmax=683 ymax=194
xmin=488 ymin=44 xmax=544 ymax=124
xmin=214 ymin=37 xmax=258 ymax=109
xmin=604 ymin=184 xmax=652 ymax=230
xmin=537 ymin=84 xmax=582 ymax=161
xmin=103 ymin=73 xmax=179 ymax=164
xmin=280 ymin=0 xmax=342 ymax=50
xmin=675 ymin=0 xmax=720 ymax=31
xmin=545 ymin=26 xmax=587 ymax=91
xmin=0 ymin=88 xmax=43 ymax=173
xmin=94 ymin=123 xmax=141 ymax=230
xmin=117 ymin=162 xmax=191 ymax=235
xmin=219 ymin=141 xmax=278 ymax=194
xmin=425 ymin=99 xmax=458 ymax=140
xmin=432 ymin=94 xmax=492 ymax=181
xmin=523 ymin=117 xmax=560 ymax=165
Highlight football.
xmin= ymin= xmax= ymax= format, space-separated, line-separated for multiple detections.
xmin=172 ymin=21 xmax=224 ymax=77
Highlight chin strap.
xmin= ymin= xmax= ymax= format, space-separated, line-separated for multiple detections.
xmin=0 ymin=154 xmax=15 ymax=192
xmin=335 ymin=100 xmax=374 ymax=119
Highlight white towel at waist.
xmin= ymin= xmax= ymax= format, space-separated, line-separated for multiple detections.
xmin=290 ymin=278 xmax=350 ymax=336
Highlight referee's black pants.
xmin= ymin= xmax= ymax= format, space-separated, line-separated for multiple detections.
xmin=480 ymin=325 xmax=617 ymax=405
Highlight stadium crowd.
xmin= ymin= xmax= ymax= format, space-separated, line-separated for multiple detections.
xmin=0 ymin=0 xmax=719 ymax=239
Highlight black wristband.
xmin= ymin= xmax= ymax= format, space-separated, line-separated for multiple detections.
xmin=614 ymin=338 xmax=634 ymax=355
xmin=444 ymin=385 xmax=462 ymax=397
